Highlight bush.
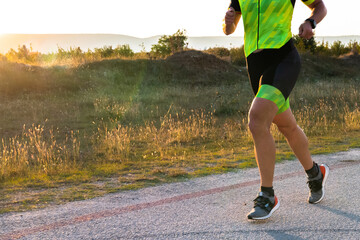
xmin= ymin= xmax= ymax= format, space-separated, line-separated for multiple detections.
xmin=5 ymin=45 xmax=41 ymax=64
xmin=347 ymin=40 xmax=360 ymax=54
xmin=315 ymin=41 xmax=331 ymax=56
xmin=151 ymin=29 xmax=188 ymax=58
xmin=114 ymin=44 xmax=134 ymax=58
xmin=56 ymin=46 xmax=68 ymax=60
xmin=293 ymin=35 xmax=317 ymax=54
xmin=292 ymin=35 xmax=359 ymax=57
xmin=69 ymin=47 xmax=83 ymax=59
xmin=330 ymin=41 xmax=351 ymax=56
xmin=94 ymin=46 xmax=114 ymax=58
xmin=230 ymin=46 xmax=246 ymax=66
xmin=205 ymin=47 xmax=230 ymax=58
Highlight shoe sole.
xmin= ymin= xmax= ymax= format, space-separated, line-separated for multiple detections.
xmin=248 ymin=197 xmax=280 ymax=220
xmin=311 ymin=164 xmax=329 ymax=204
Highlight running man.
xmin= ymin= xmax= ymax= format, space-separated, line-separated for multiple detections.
xmin=223 ymin=0 xmax=328 ymax=220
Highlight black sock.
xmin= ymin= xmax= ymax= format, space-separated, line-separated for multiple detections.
xmin=261 ymin=186 xmax=274 ymax=197
xmin=306 ymin=162 xmax=319 ymax=178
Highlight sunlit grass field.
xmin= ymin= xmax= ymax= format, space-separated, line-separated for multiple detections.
xmin=0 ymin=51 xmax=359 ymax=213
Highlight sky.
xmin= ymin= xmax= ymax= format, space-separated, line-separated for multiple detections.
xmin=0 ymin=0 xmax=359 ymax=38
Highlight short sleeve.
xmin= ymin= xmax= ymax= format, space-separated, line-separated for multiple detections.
xmin=301 ymin=0 xmax=316 ymax=6
xmin=229 ymin=0 xmax=241 ymax=12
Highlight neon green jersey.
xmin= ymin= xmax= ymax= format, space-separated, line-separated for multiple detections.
xmin=237 ymin=0 xmax=315 ymax=57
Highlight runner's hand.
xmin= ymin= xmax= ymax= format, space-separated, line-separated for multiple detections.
xmin=225 ymin=7 xmax=236 ymax=25
xmin=298 ymin=21 xmax=314 ymax=39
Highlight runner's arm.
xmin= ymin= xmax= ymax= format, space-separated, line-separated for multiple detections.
xmin=223 ymin=7 xmax=241 ymax=35
xmin=299 ymin=0 xmax=327 ymax=39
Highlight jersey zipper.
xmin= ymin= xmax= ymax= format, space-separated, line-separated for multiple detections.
xmin=257 ymin=0 xmax=260 ymax=49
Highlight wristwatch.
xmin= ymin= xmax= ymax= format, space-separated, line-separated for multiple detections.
xmin=305 ymin=18 xmax=317 ymax=29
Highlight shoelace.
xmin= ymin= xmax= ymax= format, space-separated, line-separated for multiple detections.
xmin=253 ymin=196 xmax=273 ymax=211
xmin=307 ymin=178 xmax=322 ymax=192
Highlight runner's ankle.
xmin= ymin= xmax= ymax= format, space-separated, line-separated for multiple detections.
xmin=260 ymin=186 xmax=274 ymax=197
xmin=305 ymin=162 xmax=319 ymax=178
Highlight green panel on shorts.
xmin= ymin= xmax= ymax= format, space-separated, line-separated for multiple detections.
xmin=277 ymin=98 xmax=290 ymax=114
xmin=256 ymin=84 xmax=290 ymax=115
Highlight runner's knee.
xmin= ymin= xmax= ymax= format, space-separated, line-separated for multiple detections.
xmin=248 ymin=108 xmax=272 ymax=135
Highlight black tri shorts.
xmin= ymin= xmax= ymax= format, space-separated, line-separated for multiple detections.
xmin=246 ymin=39 xmax=301 ymax=114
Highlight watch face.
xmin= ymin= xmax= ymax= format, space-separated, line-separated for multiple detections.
xmin=311 ymin=19 xmax=317 ymax=29
xmin=306 ymin=19 xmax=316 ymax=29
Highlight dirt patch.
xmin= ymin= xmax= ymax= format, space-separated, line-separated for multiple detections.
xmin=166 ymin=50 xmax=238 ymax=73
xmin=164 ymin=50 xmax=244 ymax=86
xmin=338 ymin=51 xmax=360 ymax=65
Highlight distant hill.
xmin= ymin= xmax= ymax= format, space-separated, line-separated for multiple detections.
xmin=0 ymin=34 xmax=359 ymax=54
xmin=0 ymin=34 xmax=159 ymax=54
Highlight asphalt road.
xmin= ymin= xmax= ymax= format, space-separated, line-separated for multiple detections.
xmin=1 ymin=149 xmax=360 ymax=240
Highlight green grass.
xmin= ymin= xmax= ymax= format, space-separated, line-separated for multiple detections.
xmin=0 ymin=52 xmax=359 ymax=214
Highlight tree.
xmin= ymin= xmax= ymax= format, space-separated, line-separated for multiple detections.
xmin=151 ymin=29 xmax=188 ymax=58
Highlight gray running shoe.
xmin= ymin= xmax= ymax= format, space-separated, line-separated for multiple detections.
xmin=307 ymin=164 xmax=329 ymax=204
xmin=247 ymin=191 xmax=280 ymax=220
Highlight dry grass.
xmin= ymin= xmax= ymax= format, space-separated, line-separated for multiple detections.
xmin=95 ymin=108 xmax=220 ymax=161
xmin=0 ymin=125 xmax=80 ymax=181
xmin=0 ymin=51 xmax=359 ymax=213
xmin=344 ymin=106 xmax=360 ymax=131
